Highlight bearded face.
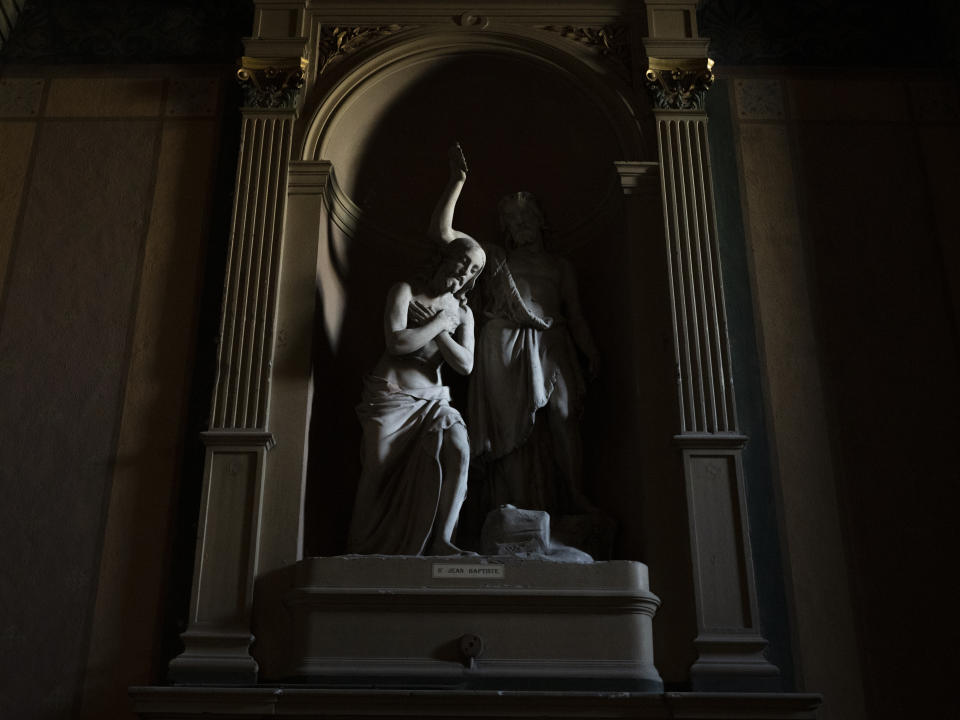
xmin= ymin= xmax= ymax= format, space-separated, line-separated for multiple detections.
xmin=498 ymin=193 xmax=545 ymax=252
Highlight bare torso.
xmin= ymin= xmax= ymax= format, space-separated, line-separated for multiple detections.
xmin=507 ymin=249 xmax=567 ymax=321
xmin=372 ymin=285 xmax=469 ymax=389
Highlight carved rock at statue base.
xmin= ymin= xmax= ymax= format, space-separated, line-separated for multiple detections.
xmin=480 ymin=504 xmax=593 ymax=562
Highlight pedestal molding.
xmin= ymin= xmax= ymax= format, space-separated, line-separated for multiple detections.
xmin=673 ymin=433 xmax=748 ymax=449
xmin=130 ymin=686 xmax=823 ymax=719
xmin=201 ymin=430 xmax=276 ymax=449
xmin=284 ymin=585 xmax=661 ymax=615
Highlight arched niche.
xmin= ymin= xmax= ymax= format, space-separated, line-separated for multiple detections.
xmin=295 ymin=30 xmax=670 ymax=561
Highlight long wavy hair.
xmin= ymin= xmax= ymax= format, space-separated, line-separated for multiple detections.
xmin=413 ymin=235 xmax=486 ymax=307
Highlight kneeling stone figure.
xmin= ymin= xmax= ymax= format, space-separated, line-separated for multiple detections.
xmin=347 ymin=145 xmax=485 ymax=556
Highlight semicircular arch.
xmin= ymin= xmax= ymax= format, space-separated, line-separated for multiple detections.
xmin=297 ymin=27 xmax=649 ymax=245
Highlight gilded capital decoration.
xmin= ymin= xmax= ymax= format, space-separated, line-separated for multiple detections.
xmin=644 ymin=58 xmax=715 ymax=111
xmin=318 ymin=25 xmax=403 ymax=75
xmin=237 ymin=56 xmax=308 ymax=109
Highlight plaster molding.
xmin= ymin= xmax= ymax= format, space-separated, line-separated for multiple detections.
xmin=302 ymin=27 xmax=648 ymax=164
xmin=317 ymin=24 xmax=405 ymax=76
xmin=673 ymin=432 xmax=748 ymax=449
xmin=201 ymin=430 xmax=277 ymax=450
xmin=130 ymin=686 xmax=823 ymax=718
xmin=540 ymin=23 xmax=631 ymax=79
xmin=303 ymin=1 xmax=639 ymax=25
xmin=642 ymin=38 xmax=711 ymax=60
xmin=285 ymin=585 xmax=662 ymax=615
xmin=287 ymin=159 xmax=332 ymax=195
xmin=320 ymin=162 xmax=408 ymax=247
xmin=615 ymin=160 xmax=661 ymax=194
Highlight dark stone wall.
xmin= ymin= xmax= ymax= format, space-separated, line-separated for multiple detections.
xmin=2 ymin=0 xmax=252 ymax=63
xmin=0 ymin=117 xmax=159 ymax=717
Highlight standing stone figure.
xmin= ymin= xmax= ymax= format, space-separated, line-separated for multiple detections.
xmin=347 ymin=146 xmax=485 ymax=556
xmin=469 ymin=192 xmax=599 ymax=518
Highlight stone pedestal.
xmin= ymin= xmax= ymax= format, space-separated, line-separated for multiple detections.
xmin=252 ymin=556 xmax=663 ymax=692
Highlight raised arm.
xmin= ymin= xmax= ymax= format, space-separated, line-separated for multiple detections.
xmin=383 ymin=282 xmax=456 ymax=356
xmin=428 ymin=143 xmax=477 ymax=245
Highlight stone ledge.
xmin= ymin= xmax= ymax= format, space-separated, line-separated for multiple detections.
xmin=129 ymin=686 xmax=822 ymax=719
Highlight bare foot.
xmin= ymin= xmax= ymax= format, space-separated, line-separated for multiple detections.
xmin=428 ymin=538 xmax=478 ymax=556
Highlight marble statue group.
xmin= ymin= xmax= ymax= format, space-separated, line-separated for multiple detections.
xmin=346 ymin=145 xmax=600 ymax=557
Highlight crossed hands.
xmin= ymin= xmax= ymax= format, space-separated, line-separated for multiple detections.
xmin=409 ymin=293 xmax=460 ymax=334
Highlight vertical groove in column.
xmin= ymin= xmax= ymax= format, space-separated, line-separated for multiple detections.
xmin=209 ymin=111 xmax=294 ymax=431
xmin=243 ymin=120 xmax=282 ymax=427
xmin=699 ymin=121 xmax=738 ymax=430
xmin=676 ymin=120 xmax=707 ymax=432
xmin=221 ymin=118 xmax=263 ymax=427
xmin=239 ymin=116 xmax=274 ymax=426
xmin=694 ymin=121 xmax=730 ymax=431
xmin=663 ymin=120 xmax=694 ymax=432
xmin=660 ymin=120 xmax=687 ymax=433
xmin=680 ymin=120 xmax=711 ymax=431
xmin=659 ymin=113 xmax=739 ymax=437
xmin=247 ymin=120 xmax=286 ymax=426
xmin=686 ymin=120 xmax=719 ymax=433
xmin=228 ymin=117 xmax=266 ymax=427
xmin=256 ymin=120 xmax=293 ymax=427
xmin=248 ymin=114 xmax=291 ymax=427
xmin=240 ymin=117 xmax=277 ymax=427
xmin=212 ymin=118 xmax=253 ymax=427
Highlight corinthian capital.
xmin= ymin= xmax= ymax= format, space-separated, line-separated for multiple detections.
xmin=237 ymin=56 xmax=309 ymax=110
xmin=644 ymin=57 xmax=715 ymax=111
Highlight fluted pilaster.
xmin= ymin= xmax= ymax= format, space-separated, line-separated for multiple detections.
xmin=169 ymin=48 xmax=307 ymax=684
xmin=657 ymin=114 xmax=735 ymax=435
xmin=211 ymin=110 xmax=295 ymax=430
xmin=643 ymin=0 xmax=780 ymax=691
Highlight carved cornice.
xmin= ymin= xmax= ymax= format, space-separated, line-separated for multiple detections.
xmin=237 ymin=55 xmax=308 ymax=109
xmin=644 ymin=57 xmax=715 ymax=111
xmin=541 ymin=23 xmax=631 ymax=78
xmin=317 ymin=24 xmax=404 ymax=75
